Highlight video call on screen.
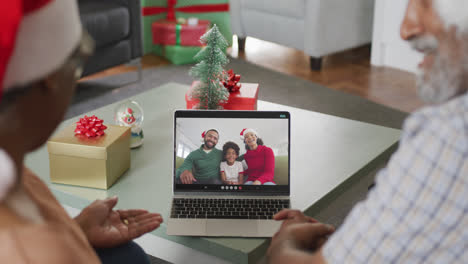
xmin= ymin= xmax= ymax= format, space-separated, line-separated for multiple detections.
xmin=174 ymin=117 xmax=289 ymax=191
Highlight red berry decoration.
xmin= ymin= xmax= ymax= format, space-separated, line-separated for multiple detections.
xmin=75 ymin=115 xmax=107 ymax=138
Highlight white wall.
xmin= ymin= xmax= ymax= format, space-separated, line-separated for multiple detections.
xmin=176 ymin=118 xmax=289 ymax=157
xmin=371 ymin=0 xmax=422 ymax=73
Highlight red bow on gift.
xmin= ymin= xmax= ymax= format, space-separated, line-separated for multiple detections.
xmin=223 ymin=69 xmax=241 ymax=93
xmin=75 ymin=115 xmax=107 ymax=138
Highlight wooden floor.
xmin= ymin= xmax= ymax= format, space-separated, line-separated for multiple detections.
xmin=83 ymin=36 xmax=424 ymax=113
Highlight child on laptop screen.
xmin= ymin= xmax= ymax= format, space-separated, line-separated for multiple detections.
xmin=220 ymin=142 xmax=244 ymax=185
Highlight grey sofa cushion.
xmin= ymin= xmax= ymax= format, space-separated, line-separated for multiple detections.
xmin=79 ymin=1 xmax=130 ymax=49
xmin=82 ymin=40 xmax=132 ymax=76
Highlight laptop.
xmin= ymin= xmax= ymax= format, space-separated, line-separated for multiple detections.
xmin=167 ymin=110 xmax=291 ymax=237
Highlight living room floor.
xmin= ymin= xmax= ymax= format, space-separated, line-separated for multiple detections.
xmin=82 ymin=37 xmax=423 ymax=113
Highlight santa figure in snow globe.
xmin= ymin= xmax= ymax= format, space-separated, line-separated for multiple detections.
xmin=114 ymin=100 xmax=144 ymax=148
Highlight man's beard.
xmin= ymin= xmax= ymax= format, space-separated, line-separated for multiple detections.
xmin=204 ymin=139 xmax=216 ymax=149
xmin=412 ymin=35 xmax=468 ymax=104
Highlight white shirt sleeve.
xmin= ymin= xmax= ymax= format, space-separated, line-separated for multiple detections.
xmin=220 ymin=162 xmax=226 ymax=172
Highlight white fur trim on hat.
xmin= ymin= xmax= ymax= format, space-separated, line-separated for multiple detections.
xmin=0 ymin=149 xmax=16 ymax=201
xmin=240 ymin=128 xmax=259 ymax=140
xmin=434 ymin=0 xmax=468 ymax=32
xmin=201 ymin=129 xmax=218 ymax=142
xmin=3 ymin=0 xmax=82 ymax=90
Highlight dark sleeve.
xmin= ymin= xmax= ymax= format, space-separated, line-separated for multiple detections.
xmin=175 ymin=152 xmax=196 ymax=179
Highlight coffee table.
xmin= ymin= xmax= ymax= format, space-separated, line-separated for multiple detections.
xmin=25 ymin=82 xmax=401 ymax=264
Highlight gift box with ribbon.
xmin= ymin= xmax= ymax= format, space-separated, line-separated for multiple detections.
xmin=47 ymin=117 xmax=131 ymax=189
xmin=186 ymin=81 xmax=259 ymax=110
xmin=152 ymin=19 xmax=210 ymax=46
xmin=141 ymin=0 xmax=231 ymax=55
xmin=164 ymin=45 xmax=203 ymax=65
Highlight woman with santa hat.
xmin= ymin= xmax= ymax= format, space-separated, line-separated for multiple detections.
xmin=240 ymin=128 xmax=276 ymax=185
xmin=0 ymin=0 xmax=161 ymax=263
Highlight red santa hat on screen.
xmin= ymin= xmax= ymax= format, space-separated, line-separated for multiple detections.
xmin=240 ymin=128 xmax=259 ymax=141
xmin=201 ymin=129 xmax=218 ymax=142
xmin=0 ymin=0 xmax=82 ymax=102
xmin=0 ymin=0 xmax=82 ymax=200
xmin=434 ymin=0 xmax=468 ymax=32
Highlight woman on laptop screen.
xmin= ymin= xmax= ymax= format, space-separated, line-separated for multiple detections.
xmin=241 ymin=128 xmax=276 ymax=185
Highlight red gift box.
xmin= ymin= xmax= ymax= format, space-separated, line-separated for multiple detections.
xmin=152 ymin=19 xmax=211 ymax=46
xmin=186 ymin=81 xmax=259 ymax=110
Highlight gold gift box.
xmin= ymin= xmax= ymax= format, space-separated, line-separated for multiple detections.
xmin=47 ymin=124 xmax=131 ymax=189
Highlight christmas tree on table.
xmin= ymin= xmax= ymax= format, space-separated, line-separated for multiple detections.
xmin=190 ymin=24 xmax=229 ymax=109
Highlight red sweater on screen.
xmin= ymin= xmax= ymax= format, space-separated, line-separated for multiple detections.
xmin=244 ymin=145 xmax=275 ymax=184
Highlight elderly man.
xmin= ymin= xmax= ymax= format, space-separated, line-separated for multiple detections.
xmin=0 ymin=0 xmax=162 ymax=263
xmin=267 ymin=0 xmax=468 ymax=263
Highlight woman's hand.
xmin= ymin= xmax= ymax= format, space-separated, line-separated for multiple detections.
xmin=253 ymin=180 xmax=262 ymax=185
xmin=75 ymin=196 xmax=163 ymax=248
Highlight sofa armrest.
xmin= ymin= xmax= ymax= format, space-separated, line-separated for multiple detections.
xmin=115 ymin=0 xmax=143 ymax=58
xmin=304 ymin=0 xmax=375 ymax=57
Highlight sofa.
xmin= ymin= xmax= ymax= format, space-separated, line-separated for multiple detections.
xmin=175 ymin=156 xmax=289 ymax=185
xmin=78 ymin=0 xmax=143 ymax=77
xmin=230 ymin=0 xmax=375 ymax=71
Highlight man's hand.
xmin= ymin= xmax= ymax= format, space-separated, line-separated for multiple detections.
xmin=267 ymin=222 xmax=333 ymax=264
xmin=274 ymin=209 xmax=318 ymax=228
xmin=75 ymin=196 xmax=163 ymax=248
xmin=267 ymin=209 xmax=334 ymax=263
xmin=180 ymin=170 xmax=197 ymax=184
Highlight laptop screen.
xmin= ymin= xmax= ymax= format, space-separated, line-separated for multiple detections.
xmin=173 ymin=110 xmax=290 ymax=194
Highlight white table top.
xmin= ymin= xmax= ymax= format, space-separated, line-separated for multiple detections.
xmin=26 ymin=82 xmax=401 ymax=264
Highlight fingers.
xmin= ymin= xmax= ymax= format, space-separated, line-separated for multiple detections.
xmin=274 ymin=209 xmax=303 ymax=220
xmin=181 ymin=174 xmax=188 ymax=184
xmin=119 ymin=210 xmax=162 ymax=223
xmin=273 ymin=209 xmax=319 ymax=223
xmin=181 ymin=172 xmax=196 ymax=184
xmin=128 ymin=214 xmax=164 ymax=238
xmin=117 ymin=209 xmax=149 ymax=219
xmin=273 ymin=222 xmax=335 ymax=251
xmin=292 ymin=223 xmax=335 ymax=246
xmin=103 ymin=196 xmax=118 ymax=210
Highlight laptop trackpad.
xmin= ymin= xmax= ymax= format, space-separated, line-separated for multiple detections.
xmin=206 ymin=220 xmax=258 ymax=237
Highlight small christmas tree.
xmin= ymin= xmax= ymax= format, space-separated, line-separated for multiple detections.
xmin=190 ymin=24 xmax=229 ymax=109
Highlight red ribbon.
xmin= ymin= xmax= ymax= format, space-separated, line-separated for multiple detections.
xmin=142 ymin=0 xmax=229 ymax=20
xmin=223 ymin=69 xmax=241 ymax=93
xmin=75 ymin=115 xmax=107 ymax=138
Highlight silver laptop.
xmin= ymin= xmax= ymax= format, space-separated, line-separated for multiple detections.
xmin=167 ymin=110 xmax=291 ymax=237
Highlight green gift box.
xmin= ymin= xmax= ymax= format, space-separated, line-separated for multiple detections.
xmin=141 ymin=0 xmax=232 ymax=55
xmin=164 ymin=45 xmax=202 ymax=65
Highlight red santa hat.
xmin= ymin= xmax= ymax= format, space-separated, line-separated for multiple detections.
xmin=0 ymin=0 xmax=82 ymax=102
xmin=434 ymin=0 xmax=468 ymax=32
xmin=240 ymin=128 xmax=259 ymax=141
xmin=0 ymin=0 xmax=82 ymax=199
xmin=201 ymin=129 xmax=218 ymax=142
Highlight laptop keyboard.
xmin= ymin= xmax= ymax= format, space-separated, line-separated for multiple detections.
xmin=170 ymin=198 xmax=290 ymax=219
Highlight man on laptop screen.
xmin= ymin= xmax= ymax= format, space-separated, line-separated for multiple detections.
xmin=176 ymin=129 xmax=223 ymax=184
